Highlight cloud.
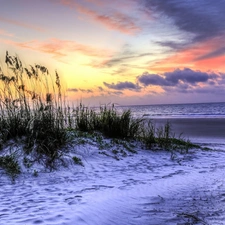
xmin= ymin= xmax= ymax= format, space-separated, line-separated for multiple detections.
xmin=103 ymin=81 xmax=140 ymax=91
xmin=142 ymin=2 xmax=225 ymax=70
xmin=67 ymin=88 xmax=79 ymax=92
xmin=155 ymin=41 xmax=188 ymax=51
xmin=136 ymin=68 xmax=225 ymax=98
xmin=95 ymin=12 xmax=140 ymax=35
xmin=3 ymin=38 xmax=112 ymax=59
xmin=94 ymin=43 xmax=153 ymax=69
xmin=98 ymin=86 xmax=104 ymax=91
xmin=102 ymin=53 xmax=152 ymax=68
xmin=110 ymin=91 xmax=123 ymax=95
xmin=165 ymin=68 xmax=218 ymax=85
xmin=79 ymin=88 xmax=93 ymax=93
xmin=138 ymin=72 xmax=170 ymax=86
xmin=0 ymin=16 xmax=45 ymax=32
xmin=142 ymin=0 xmax=225 ymax=42
xmin=196 ymin=45 xmax=225 ymax=61
xmin=138 ymin=68 xmax=218 ymax=87
xmin=67 ymin=88 xmax=93 ymax=93
xmin=57 ymin=0 xmax=141 ymax=34
xmin=0 ymin=29 xmax=14 ymax=37
xmin=148 ymin=36 xmax=225 ymax=73
xmin=194 ymin=86 xmax=225 ymax=94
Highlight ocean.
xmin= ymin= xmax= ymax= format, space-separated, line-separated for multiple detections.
xmin=120 ymin=102 xmax=225 ymax=119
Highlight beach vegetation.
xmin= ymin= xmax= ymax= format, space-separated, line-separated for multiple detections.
xmin=73 ymin=104 xmax=143 ymax=138
xmin=141 ymin=120 xmax=156 ymax=149
xmin=23 ymin=156 xmax=33 ymax=168
xmin=33 ymin=169 xmax=38 ymax=177
xmin=141 ymin=121 xmax=199 ymax=153
xmin=0 ymin=52 xmax=69 ymax=169
xmin=72 ymin=156 xmax=83 ymax=166
xmin=0 ymin=154 xmax=21 ymax=179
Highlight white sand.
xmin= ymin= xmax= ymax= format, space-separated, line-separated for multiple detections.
xmin=0 ymin=138 xmax=225 ymax=225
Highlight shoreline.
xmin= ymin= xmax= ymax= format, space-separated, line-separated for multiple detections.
xmin=150 ymin=118 xmax=225 ymax=143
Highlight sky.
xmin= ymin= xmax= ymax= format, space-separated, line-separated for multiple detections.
xmin=1 ymin=0 xmax=225 ymax=106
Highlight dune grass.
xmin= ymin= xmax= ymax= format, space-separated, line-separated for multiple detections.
xmin=0 ymin=154 xmax=20 ymax=179
xmin=0 ymin=52 xmax=199 ymax=178
xmin=0 ymin=52 xmax=68 ymax=169
xmin=141 ymin=120 xmax=201 ymax=152
xmin=74 ymin=104 xmax=143 ymax=138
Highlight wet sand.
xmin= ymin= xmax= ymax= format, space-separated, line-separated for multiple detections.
xmin=151 ymin=118 xmax=225 ymax=143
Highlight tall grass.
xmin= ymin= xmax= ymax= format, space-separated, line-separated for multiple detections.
xmin=73 ymin=104 xmax=143 ymax=138
xmin=141 ymin=120 xmax=198 ymax=152
xmin=0 ymin=52 xmax=68 ymax=168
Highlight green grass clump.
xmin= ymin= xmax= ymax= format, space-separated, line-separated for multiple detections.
xmin=98 ymin=105 xmax=143 ymax=138
xmin=0 ymin=154 xmax=21 ymax=178
xmin=141 ymin=121 xmax=197 ymax=153
xmin=72 ymin=156 xmax=83 ymax=166
xmin=74 ymin=104 xmax=143 ymax=139
xmin=141 ymin=120 xmax=156 ymax=149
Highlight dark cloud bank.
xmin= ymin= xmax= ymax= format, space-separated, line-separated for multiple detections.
xmin=103 ymin=68 xmax=225 ymax=95
xmin=67 ymin=88 xmax=93 ymax=93
xmin=103 ymin=81 xmax=140 ymax=91
xmin=142 ymin=0 xmax=225 ymax=42
xmin=141 ymin=0 xmax=225 ymax=60
xmin=138 ymin=68 xmax=218 ymax=87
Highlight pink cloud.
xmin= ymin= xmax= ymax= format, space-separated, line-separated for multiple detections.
xmin=83 ymin=0 xmax=137 ymax=9
xmin=0 ymin=29 xmax=14 ymax=37
xmin=2 ymin=38 xmax=112 ymax=59
xmin=149 ymin=37 xmax=225 ymax=73
xmin=94 ymin=12 xmax=140 ymax=34
xmin=57 ymin=0 xmax=141 ymax=34
xmin=0 ymin=16 xmax=45 ymax=32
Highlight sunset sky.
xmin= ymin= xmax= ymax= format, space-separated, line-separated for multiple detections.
xmin=1 ymin=0 xmax=225 ymax=106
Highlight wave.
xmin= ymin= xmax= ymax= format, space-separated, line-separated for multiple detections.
xmin=126 ymin=102 xmax=225 ymax=119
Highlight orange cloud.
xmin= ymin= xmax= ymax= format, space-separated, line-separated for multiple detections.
xmin=95 ymin=12 xmax=140 ymax=35
xmin=2 ymin=38 xmax=113 ymax=59
xmin=58 ymin=0 xmax=140 ymax=35
xmin=0 ymin=16 xmax=45 ymax=32
xmin=195 ymin=56 xmax=225 ymax=72
xmin=150 ymin=38 xmax=225 ymax=73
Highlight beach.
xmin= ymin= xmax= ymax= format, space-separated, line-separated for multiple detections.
xmin=0 ymin=129 xmax=225 ymax=224
xmin=1 ymin=144 xmax=225 ymax=225
xmin=0 ymin=107 xmax=225 ymax=224
xmin=152 ymin=118 xmax=225 ymax=143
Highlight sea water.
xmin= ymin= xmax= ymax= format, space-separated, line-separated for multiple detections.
xmin=119 ymin=102 xmax=225 ymax=119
